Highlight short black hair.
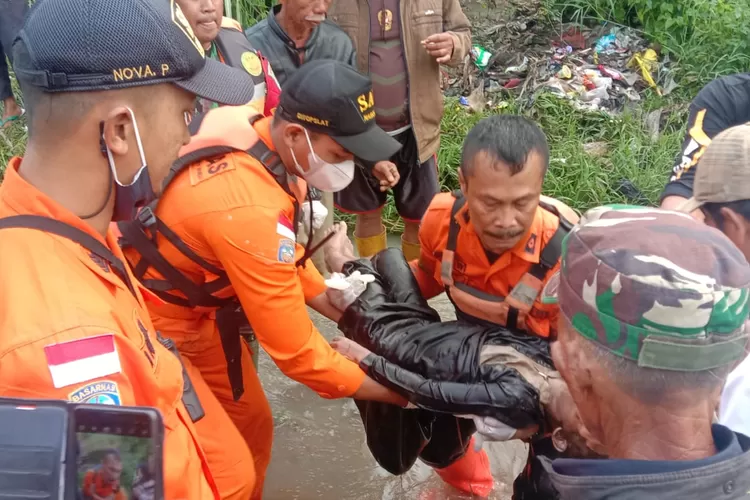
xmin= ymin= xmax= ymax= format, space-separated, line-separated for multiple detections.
xmin=102 ymin=449 xmax=121 ymax=462
xmin=460 ymin=115 xmax=549 ymax=177
xmin=703 ymin=199 xmax=750 ymax=229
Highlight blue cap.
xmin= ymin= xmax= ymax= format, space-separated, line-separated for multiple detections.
xmin=12 ymin=0 xmax=255 ymax=105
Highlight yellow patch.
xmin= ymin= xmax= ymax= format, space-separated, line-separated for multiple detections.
xmin=171 ymin=0 xmax=205 ymax=57
xmin=356 ymin=91 xmax=376 ymax=122
xmin=189 ymin=155 xmax=236 ymax=186
xmin=357 ymin=91 xmax=375 ymax=112
xmin=241 ymin=51 xmax=262 ymax=77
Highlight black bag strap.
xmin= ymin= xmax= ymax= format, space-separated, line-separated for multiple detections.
xmin=118 ymin=218 xmax=230 ymax=308
xmin=528 ymin=201 xmax=574 ymax=280
xmin=119 ymin=135 xmax=284 ymax=309
xmin=446 ymin=190 xmax=465 ymax=254
xmin=0 ymin=215 xmax=138 ymax=298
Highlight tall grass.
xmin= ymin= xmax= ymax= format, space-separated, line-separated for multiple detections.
xmin=0 ymin=0 xmax=742 ymax=232
xmin=544 ymin=0 xmax=750 ymax=92
xmin=224 ymin=0 xmax=270 ymax=28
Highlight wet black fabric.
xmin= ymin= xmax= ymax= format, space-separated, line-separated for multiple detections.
xmin=338 ymin=248 xmax=554 ymax=474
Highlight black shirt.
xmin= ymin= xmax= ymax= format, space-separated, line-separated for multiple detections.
xmin=661 ymin=73 xmax=750 ymax=201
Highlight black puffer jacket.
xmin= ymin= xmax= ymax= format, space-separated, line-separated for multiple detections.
xmin=338 ymin=249 xmax=555 ymax=476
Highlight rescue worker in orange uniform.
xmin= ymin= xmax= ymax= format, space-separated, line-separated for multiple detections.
xmin=176 ymin=0 xmax=281 ymax=117
xmin=410 ymin=115 xmax=579 ymax=498
xmin=81 ymin=450 xmax=126 ymax=500
xmin=0 ymin=0 xmax=256 ymax=498
xmin=118 ymin=60 xmax=409 ymax=499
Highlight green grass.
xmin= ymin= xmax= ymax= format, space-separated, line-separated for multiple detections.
xmin=0 ymin=89 xmax=688 ymax=233
xmin=341 ymin=94 xmax=685 ymax=233
xmin=0 ymin=0 xmax=730 ymax=232
xmin=224 ymin=0 xmax=269 ymax=27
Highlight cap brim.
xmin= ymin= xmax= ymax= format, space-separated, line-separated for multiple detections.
xmin=175 ymin=58 xmax=256 ymax=106
xmin=332 ymin=126 xmax=402 ymax=163
xmin=676 ymin=197 xmax=704 ymax=214
xmin=540 ymin=271 xmax=561 ymax=305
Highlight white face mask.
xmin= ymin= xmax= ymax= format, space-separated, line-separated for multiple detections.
xmin=290 ymin=129 xmax=355 ymax=193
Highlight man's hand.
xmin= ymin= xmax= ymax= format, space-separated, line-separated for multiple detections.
xmin=421 ymin=33 xmax=455 ymax=64
xmin=372 ymin=161 xmax=399 ymax=192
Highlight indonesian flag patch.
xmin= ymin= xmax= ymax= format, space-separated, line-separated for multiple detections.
xmin=44 ymin=334 xmax=122 ymax=389
xmin=277 ymin=214 xmax=296 ymax=241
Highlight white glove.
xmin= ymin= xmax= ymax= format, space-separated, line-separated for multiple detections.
xmin=325 ymin=271 xmax=376 ymax=311
xmin=300 ymin=200 xmax=329 ymax=233
xmin=471 ymin=415 xmax=518 ymax=442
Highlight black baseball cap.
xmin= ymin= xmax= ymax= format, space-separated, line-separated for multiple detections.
xmin=277 ymin=60 xmax=402 ymax=163
xmin=12 ymin=0 xmax=254 ymax=106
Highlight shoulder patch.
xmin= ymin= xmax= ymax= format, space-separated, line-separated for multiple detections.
xmin=241 ymin=51 xmax=262 ymax=76
xmin=277 ymin=238 xmax=295 ymax=263
xmin=525 ymin=233 xmax=538 ymax=254
xmin=276 ymin=214 xmax=296 ymax=241
xmin=68 ymin=380 xmax=121 ymax=405
xmin=190 ymin=154 xmax=236 ymax=186
xmin=44 ymin=334 xmax=121 ymax=389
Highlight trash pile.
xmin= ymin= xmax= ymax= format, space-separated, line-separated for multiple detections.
xmin=462 ymin=23 xmax=678 ymax=115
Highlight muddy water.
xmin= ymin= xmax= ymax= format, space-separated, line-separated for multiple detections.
xmin=260 ymin=288 xmax=528 ymax=499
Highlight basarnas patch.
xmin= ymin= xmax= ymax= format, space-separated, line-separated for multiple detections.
xmin=278 ymin=238 xmax=295 ymax=263
xmin=68 ymin=380 xmax=121 ymax=406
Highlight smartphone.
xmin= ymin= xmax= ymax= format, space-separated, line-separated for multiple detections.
xmin=74 ymin=405 xmax=165 ymax=500
xmin=0 ymin=398 xmax=70 ymax=499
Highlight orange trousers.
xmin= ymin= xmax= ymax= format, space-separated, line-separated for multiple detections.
xmin=181 ymin=335 xmax=274 ymax=499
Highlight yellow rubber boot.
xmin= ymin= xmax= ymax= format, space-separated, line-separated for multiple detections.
xmin=401 ymin=235 xmax=421 ymax=262
xmin=355 ymin=229 xmax=387 ymax=258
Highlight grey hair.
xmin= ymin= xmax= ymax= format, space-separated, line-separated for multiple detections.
xmin=563 ymin=317 xmax=733 ymax=405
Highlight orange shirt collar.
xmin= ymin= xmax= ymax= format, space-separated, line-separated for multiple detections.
xmin=1 ymin=156 xmax=155 ymax=302
xmin=457 ymin=201 xmax=544 ymax=264
xmin=0 ymin=157 xmax=109 ymax=245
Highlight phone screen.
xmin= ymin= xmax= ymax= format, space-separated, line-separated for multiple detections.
xmin=75 ymin=406 xmax=163 ymax=500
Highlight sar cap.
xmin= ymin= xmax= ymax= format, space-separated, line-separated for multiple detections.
xmin=276 ymin=59 xmax=401 ymax=163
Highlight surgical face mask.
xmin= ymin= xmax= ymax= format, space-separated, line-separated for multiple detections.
xmin=290 ymin=129 xmax=355 ymax=193
xmin=102 ymin=108 xmax=157 ymax=221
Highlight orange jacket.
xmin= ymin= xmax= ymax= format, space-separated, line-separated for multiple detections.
xmin=121 ymin=108 xmax=366 ymax=398
xmin=412 ymin=193 xmax=578 ymax=338
xmin=0 ymin=159 xmax=219 ymax=500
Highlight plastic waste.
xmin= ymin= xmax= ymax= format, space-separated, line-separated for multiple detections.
xmin=506 ymin=56 xmax=529 ymax=74
xmin=628 ymin=48 xmax=661 ymax=95
xmin=557 ymin=65 xmax=572 ymax=79
xmin=470 ymin=45 xmax=491 ymax=70
xmin=594 ymin=33 xmax=616 ymax=53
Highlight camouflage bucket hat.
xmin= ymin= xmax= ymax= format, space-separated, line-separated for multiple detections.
xmin=542 ymin=205 xmax=750 ymax=371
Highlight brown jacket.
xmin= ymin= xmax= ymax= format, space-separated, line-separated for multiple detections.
xmin=328 ymin=0 xmax=471 ymax=163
